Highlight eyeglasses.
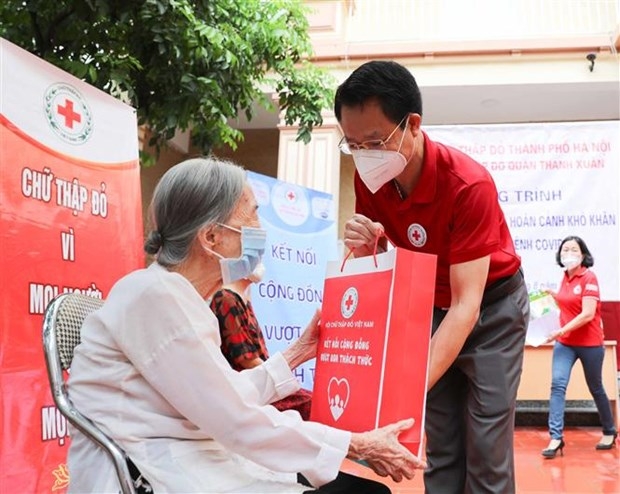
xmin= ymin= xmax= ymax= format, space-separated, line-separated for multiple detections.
xmin=338 ymin=115 xmax=408 ymax=155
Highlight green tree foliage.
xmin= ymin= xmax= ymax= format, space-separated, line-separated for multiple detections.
xmin=0 ymin=0 xmax=335 ymax=155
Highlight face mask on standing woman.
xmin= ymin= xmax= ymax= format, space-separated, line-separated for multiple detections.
xmin=560 ymin=254 xmax=582 ymax=269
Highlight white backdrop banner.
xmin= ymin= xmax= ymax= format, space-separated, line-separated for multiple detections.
xmin=426 ymin=121 xmax=620 ymax=300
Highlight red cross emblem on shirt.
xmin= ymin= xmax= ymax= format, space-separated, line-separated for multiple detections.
xmin=407 ymin=223 xmax=427 ymax=247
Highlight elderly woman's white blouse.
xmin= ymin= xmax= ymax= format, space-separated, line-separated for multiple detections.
xmin=67 ymin=262 xmax=350 ymax=493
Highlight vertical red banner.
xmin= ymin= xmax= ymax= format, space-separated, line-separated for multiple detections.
xmin=0 ymin=38 xmax=144 ymax=493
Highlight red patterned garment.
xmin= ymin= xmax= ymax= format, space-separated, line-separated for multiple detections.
xmin=210 ymin=288 xmax=269 ymax=370
xmin=210 ymin=288 xmax=312 ymax=420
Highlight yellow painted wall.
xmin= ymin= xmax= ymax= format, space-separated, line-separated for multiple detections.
xmin=338 ymin=155 xmax=355 ymax=239
xmin=214 ymin=129 xmax=279 ymax=178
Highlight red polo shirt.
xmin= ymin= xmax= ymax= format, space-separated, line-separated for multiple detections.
xmin=556 ymin=267 xmax=604 ymax=347
xmin=354 ymin=131 xmax=521 ymax=308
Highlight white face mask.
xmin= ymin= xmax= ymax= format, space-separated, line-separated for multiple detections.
xmin=350 ymin=122 xmax=410 ymax=194
xmin=560 ymin=255 xmax=582 ymax=269
xmin=351 ymin=149 xmax=407 ymax=193
xmin=246 ymin=262 xmax=266 ymax=283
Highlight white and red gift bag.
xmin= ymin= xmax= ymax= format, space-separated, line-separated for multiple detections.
xmin=311 ymin=248 xmax=436 ymax=456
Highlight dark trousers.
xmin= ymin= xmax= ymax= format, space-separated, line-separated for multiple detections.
xmin=300 ymin=472 xmax=391 ymax=494
xmin=424 ymin=271 xmax=529 ymax=494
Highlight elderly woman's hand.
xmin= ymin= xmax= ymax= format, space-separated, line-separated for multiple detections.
xmin=348 ymin=418 xmax=426 ymax=482
xmin=282 ymin=309 xmax=321 ymax=370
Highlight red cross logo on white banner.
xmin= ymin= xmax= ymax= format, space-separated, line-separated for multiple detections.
xmin=44 ymin=83 xmax=93 ymax=144
xmin=56 ymin=99 xmax=82 ymax=129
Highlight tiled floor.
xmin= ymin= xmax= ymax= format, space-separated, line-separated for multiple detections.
xmin=341 ymin=427 xmax=620 ymax=493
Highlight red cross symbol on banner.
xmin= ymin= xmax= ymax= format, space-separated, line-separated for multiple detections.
xmin=56 ymin=99 xmax=82 ymax=129
xmin=286 ymin=190 xmax=296 ymax=201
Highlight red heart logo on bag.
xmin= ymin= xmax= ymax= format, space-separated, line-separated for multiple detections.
xmin=327 ymin=377 xmax=350 ymax=421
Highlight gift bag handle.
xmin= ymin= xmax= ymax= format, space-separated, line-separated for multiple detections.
xmin=340 ymin=233 xmax=384 ymax=272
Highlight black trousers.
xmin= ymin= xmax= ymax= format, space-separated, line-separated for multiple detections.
xmin=424 ymin=270 xmax=529 ymax=494
xmin=129 ymin=464 xmax=389 ymax=494
xmin=300 ymin=471 xmax=391 ymax=494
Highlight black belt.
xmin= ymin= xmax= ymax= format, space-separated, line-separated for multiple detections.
xmin=481 ymin=268 xmax=524 ymax=308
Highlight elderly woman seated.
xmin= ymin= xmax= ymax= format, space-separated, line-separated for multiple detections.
xmin=67 ymin=157 xmax=425 ymax=493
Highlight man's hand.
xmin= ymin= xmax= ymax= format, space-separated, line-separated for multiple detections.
xmin=343 ymin=214 xmax=385 ymax=257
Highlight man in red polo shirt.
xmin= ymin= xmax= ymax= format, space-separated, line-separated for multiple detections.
xmin=335 ymin=60 xmax=529 ymax=494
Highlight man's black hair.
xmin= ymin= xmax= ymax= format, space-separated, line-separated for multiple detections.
xmin=334 ymin=60 xmax=422 ymax=127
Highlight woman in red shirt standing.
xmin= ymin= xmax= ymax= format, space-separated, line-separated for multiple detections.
xmin=542 ymin=236 xmax=617 ymax=458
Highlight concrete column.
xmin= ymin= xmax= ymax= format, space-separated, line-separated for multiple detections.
xmin=276 ymin=111 xmax=342 ymax=211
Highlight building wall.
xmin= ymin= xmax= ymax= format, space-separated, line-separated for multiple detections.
xmin=338 ymin=155 xmax=355 ymax=239
xmin=139 ymin=143 xmax=186 ymax=236
xmin=142 ymin=0 xmax=619 ymax=242
xmin=139 ymin=128 xmax=279 ymax=237
xmin=214 ymin=128 xmax=279 ymax=178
